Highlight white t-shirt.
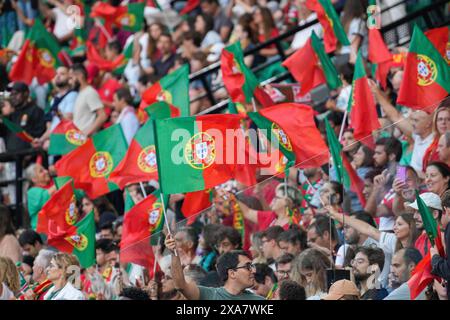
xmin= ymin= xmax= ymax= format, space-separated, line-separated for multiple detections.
xmin=0 ymin=283 xmax=14 ymax=300
xmin=44 ymin=282 xmax=85 ymax=300
xmin=410 ymin=133 xmax=434 ymax=174
xmin=52 ymin=8 xmax=75 ymax=40
xmin=291 ymin=13 xmax=323 ymax=50
xmin=50 ymin=91 xmax=78 ymax=131
xmin=339 ymin=17 xmax=368 ymax=57
xmin=73 ymin=86 xmax=104 ymax=132
xmin=117 ymin=107 xmax=139 ymax=145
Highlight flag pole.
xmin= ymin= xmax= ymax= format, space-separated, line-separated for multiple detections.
xmin=95 ymin=19 xmax=112 ymax=42
xmin=160 ymin=193 xmax=177 ymax=256
xmin=139 ymin=182 xmax=148 ymax=198
xmin=251 ymin=97 xmax=257 ymax=112
xmin=338 ymin=109 xmax=348 ymax=143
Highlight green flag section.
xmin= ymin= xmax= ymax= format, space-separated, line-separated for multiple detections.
xmin=348 ymin=50 xmax=381 ymax=149
xmin=55 ymin=124 xmax=128 ymax=199
xmin=141 ymin=64 xmax=190 ymax=117
xmin=145 ymin=101 xmax=181 ymax=120
xmin=257 ymin=103 xmax=329 ymax=168
xmin=325 ymin=119 xmax=366 ymax=208
xmin=120 ymin=190 xmax=169 ymax=269
xmin=283 ymin=31 xmax=341 ymax=95
xmin=1 ymin=117 xmax=34 ymax=143
xmin=9 ymin=19 xmax=62 ymax=85
xmin=305 ymin=0 xmax=350 ymax=53
xmin=247 ymin=112 xmax=296 ymax=166
xmin=221 ymin=42 xmax=260 ymax=104
xmin=124 ymin=187 xmax=135 ymax=213
xmin=114 ymin=2 xmax=145 ymax=32
xmin=154 ymin=114 xmax=243 ymax=194
xmin=397 ymin=25 xmax=450 ymax=111
xmin=27 ymin=187 xmax=51 ymax=231
xmin=109 ymin=120 xmax=159 ymax=190
xmin=36 ymin=181 xmax=79 ymax=235
xmin=48 ymin=212 xmax=96 ymax=268
xmin=49 ymin=120 xmax=87 ymax=155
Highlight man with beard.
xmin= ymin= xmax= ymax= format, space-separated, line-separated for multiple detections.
xmin=69 ymin=64 xmax=107 ymax=137
xmin=165 ymin=235 xmax=263 ymax=300
xmin=351 ymin=246 xmax=388 ymax=300
xmin=33 ymin=66 xmax=78 ymax=150
xmin=1 ymin=82 xmax=46 ymax=152
xmin=384 ymin=248 xmax=425 ymax=300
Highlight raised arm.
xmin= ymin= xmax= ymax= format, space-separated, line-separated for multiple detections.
xmin=165 ymin=234 xmax=200 ymax=300
xmin=234 ymin=194 xmax=258 ymax=223
xmin=328 ymin=206 xmax=381 ymax=242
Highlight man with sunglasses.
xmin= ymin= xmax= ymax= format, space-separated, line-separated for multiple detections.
xmin=165 ymin=234 xmax=264 ymax=300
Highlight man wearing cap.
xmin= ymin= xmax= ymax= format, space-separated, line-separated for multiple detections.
xmin=406 ymin=192 xmax=443 ymax=258
xmin=321 ymin=280 xmax=360 ymax=300
xmin=1 ymin=82 xmax=46 ymax=152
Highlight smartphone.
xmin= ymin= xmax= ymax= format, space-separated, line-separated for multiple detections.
xmin=326 ymin=269 xmax=351 ymax=291
xmin=396 ymin=166 xmax=407 ymax=183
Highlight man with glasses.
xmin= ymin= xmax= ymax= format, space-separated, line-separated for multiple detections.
xmin=261 ymin=226 xmax=284 ymax=271
xmin=275 ymin=253 xmax=294 ymax=283
xmin=165 ymin=234 xmax=264 ymax=300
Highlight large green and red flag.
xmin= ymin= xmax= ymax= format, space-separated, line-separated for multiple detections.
xmin=348 ymin=50 xmax=381 ymax=149
xmin=283 ymin=31 xmax=341 ymax=95
xmin=252 ymin=103 xmax=329 ymax=168
xmin=305 ymin=0 xmax=350 ymax=53
xmin=397 ymin=25 xmax=450 ymax=111
xmin=9 ymin=19 xmax=62 ymax=85
xmin=141 ymin=64 xmax=190 ymax=117
xmin=36 ymin=181 xmax=79 ymax=235
xmin=145 ymin=101 xmax=181 ymax=120
xmin=221 ymin=42 xmax=274 ymax=107
xmin=48 ymin=212 xmax=96 ymax=268
xmin=1 ymin=117 xmax=34 ymax=143
xmin=113 ymin=2 xmax=145 ymax=32
xmin=154 ymin=114 xmax=243 ymax=194
xmin=48 ymin=120 xmax=87 ymax=155
xmin=120 ymin=190 xmax=168 ymax=271
xmin=368 ymin=28 xmax=393 ymax=90
xmin=109 ymin=119 xmax=159 ymax=190
xmin=407 ymin=191 xmax=445 ymax=299
xmin=181 ymin=189 xmax=212 ymax=225
xmin=425 ymin=26 xmax=450 ymax=65
xmin=325 ymin=119 xmax=366 ymax=207
xmin=55 ymin=124 xmax=128 ymax=199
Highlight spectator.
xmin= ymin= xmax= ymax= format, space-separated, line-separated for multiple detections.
xmin=275 ymin=253 xmax=294 ymax=283
xmin=423 ymin=105 xmax=450 ymax=169
xmin=166 ymin=234 xmax=263 ymax=300
xmin=198 ymin=224 xmax=222 ymax=272
xmin=424 ymin=162 xmax=450 ymax=197
xmin=249 ymin=232 xmax=266 ymax=264
xmin=0 ymin=256 xmax=20 ymax=300
xmin=174 ymin=227 xmax=200 ymax=266
xmin=194 ymin=13 xmax=223 ymax=53
xmin=43 ymin=253 xmax=84 ymax=300
xmin=307 ymin=215 xmax=340 ymax=262
xmin=216 ymin=226 xmax=242 ymax=255
xmin=80 ymin=196 xmax=117 ymax=232
xmin=277 ymin=227 xmax=307 ymax=256
xmin=290 ymin=0 xmax=323 ymax=51
xmin=112 ymin=87 xmax=139 ymax=144
xmin=20 ymin=249 xmax=55 ymax=300
xmin=322 ymin=279 xmax=360 ymax=300
xmin=384 ymin=248 xmax=425 ymax=300
xmin=184 ymin=264 xmax=208 ymax=284
xmin=253 ymin=6 xmax=279 ymax=58
xmin=18 ymin=229 xmax=43 ymax=258
xmin=260 ymin=226 xmax=284 ymax=270
xmin=253 ymin=263 xmax=277 ymax=298
xmin=278 ymin=280 xmax=306 ymax=300
xmin=99 ymin=223 xmax=114 ymax=240
xmin=152 ymin=33 xmax=177 ymax=78
xmin=0 ymin=205 xmax=22 ymax=263
xmin=200 ymin=0 xmax=233 ymax=42
xmin=38 ymin=0 xmax=75 ymax=44
xmin=437 ymin=131 xmax=450 ymax=166
xmin=69 ymin=64 xmax=107 ymax=136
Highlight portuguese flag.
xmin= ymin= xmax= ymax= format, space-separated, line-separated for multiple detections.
xmin=36 ymin=181 xmax=79 ymax=235
xmin=53 ymin=176 xmax=86 ymax=201
xmin=48 ymin=212 xmax=96 ymax=268
xmin=109 ymin=119 xmax=159 ymax=190
xmin=9 ymin=19 xmax=62 ymax=85
xmin=181 ymin=189 xmax=212 ymax=225
xmin=368 ymin=28 xmax=393 ymax=90
xmin=325 ymin=119 xmax=366 ymax=207
xmin=348 ymin=50 xmax=381 ymax=149
xmin=86 ymin=41 xmax=126 ymax=72
xmin=114 ymin=2 xmax=145 ymax=32
xmin=425 ymin=26 xmax=450 ymax=65
xmin=1 ymin=117 xmax=34 ymax=143
xmin=397 ymin=25 xmax=450 ymax=111
xmin=154 ymin=114 xmax=243 ymax=194
xmin=141 ymin=64 xmax=190 ymax=117
xmin=254 ymin=103 xmax=329 ymax=168
xmin=120 ymin=190 xmax=168 ymax=270
xmin=180 ymin=0 xmax=201 ymax=15
xmin=221 ymin=42 xmax=258 ymax=104
xmin=407 ymin=191 xmax=445 ymax=299
xmin=124 ymin=187 xmax=135 ymax=213
xmin=305 ymin=0 xmax=350 ymax=53
xmin=113 ymin=41 xmax=134 ymax=76
xmin=49 ymin=120 xmax=87 ymax=155
xmin=145 ymin=101 xmax=180 ymax=120
xmin=283 ymin=31 xmax=341 ymax=95
xmin=55 ymin=124 xmax=128 ymax=199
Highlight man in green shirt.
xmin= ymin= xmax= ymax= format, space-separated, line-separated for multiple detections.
xmin=165 ymin=235 xmax=264 ymax=300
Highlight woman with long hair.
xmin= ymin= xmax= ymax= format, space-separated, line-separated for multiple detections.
xmin=339 ymin=0 xmax=368 ymax=64
xmin=44 ymin=253 xmax=84 ymax=300
xmin=290 ymin=248 xmax=332 ymax=299
xmin=0 ymin=257 xmax=20 ymax=300
xmin=423 ymin=104 xmax=450 ymax=169
xmin=253 ymin=6 xmax=279 ymax=58
xmin=0 ymin=205 xmax=21 ymax=263
xmin=80 ymin=196 xmax=117 ymax=232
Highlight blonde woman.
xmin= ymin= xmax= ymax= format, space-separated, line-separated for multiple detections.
xmin=44 ymin=253 xmax=85 ymax=300
xmin=0 ymin=257 xmax=20 ymax=300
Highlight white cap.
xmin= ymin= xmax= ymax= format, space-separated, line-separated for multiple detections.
xmin=406 ymin=192 xmax=442 ymax=211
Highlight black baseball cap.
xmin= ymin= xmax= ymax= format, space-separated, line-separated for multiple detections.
xmin=7 ymin=82 xmax=29 ymax=93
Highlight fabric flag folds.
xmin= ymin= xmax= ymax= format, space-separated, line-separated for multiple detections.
xmin=49 ymin=120 xmax=87 ymax=155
